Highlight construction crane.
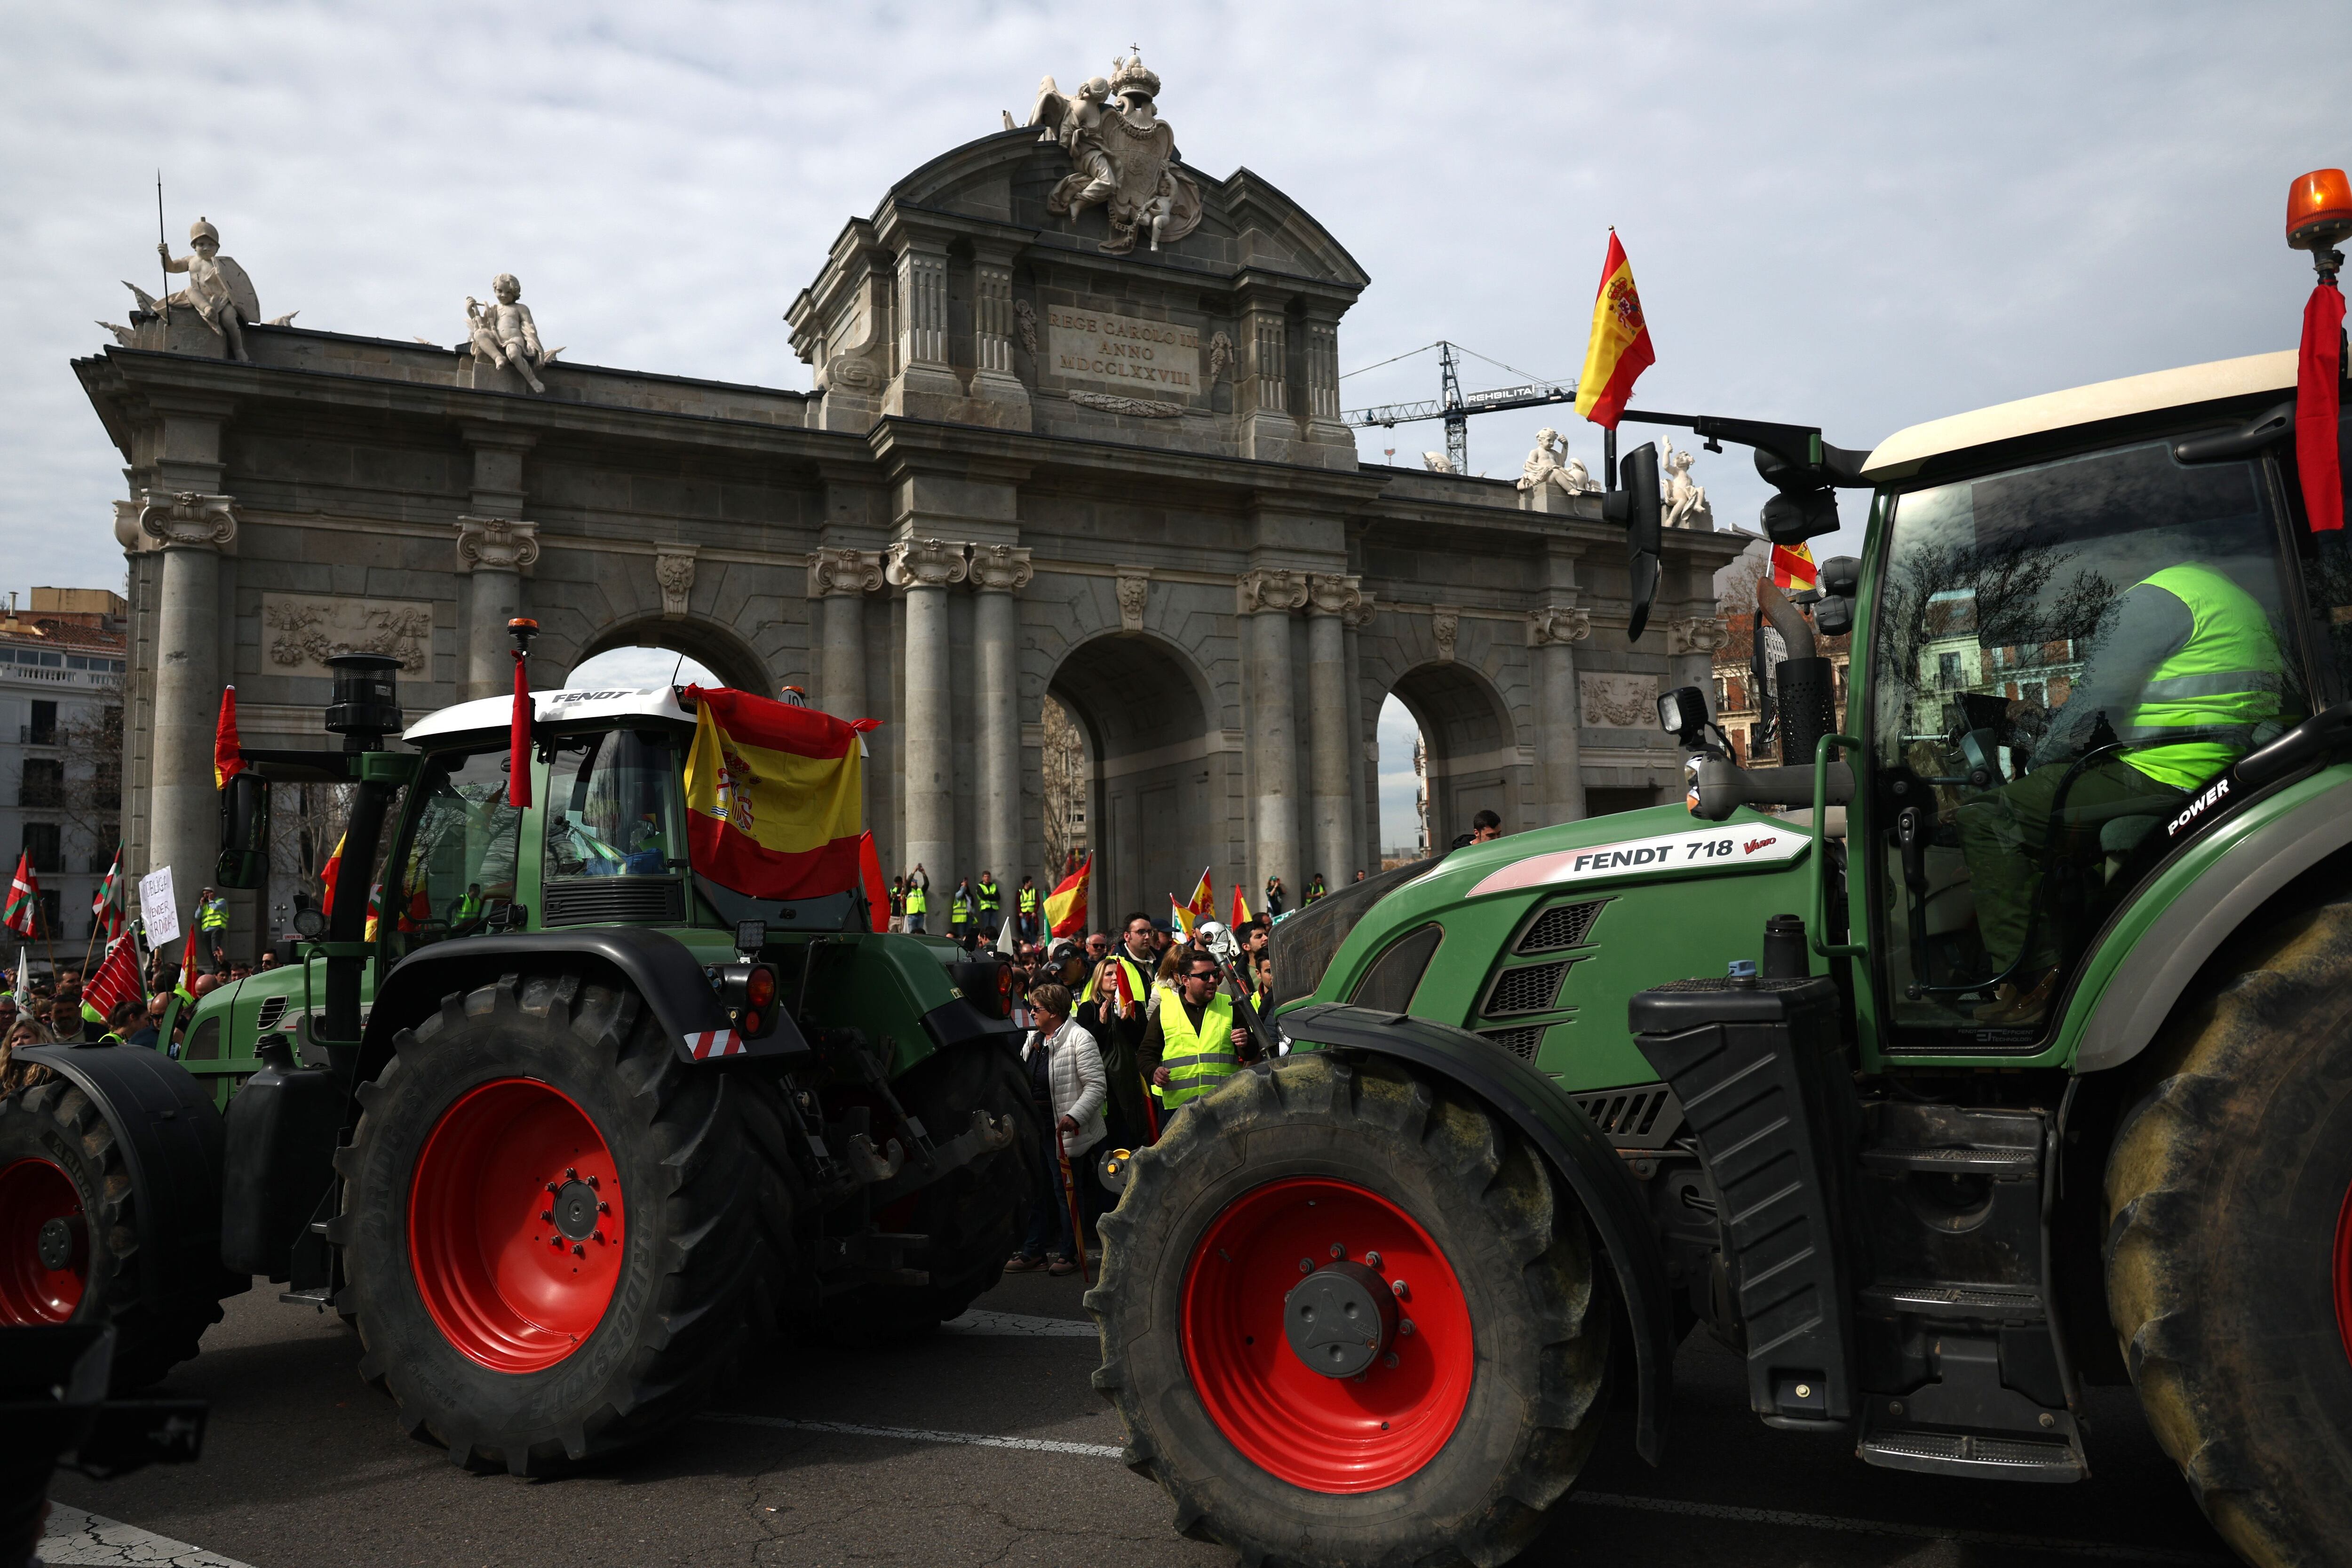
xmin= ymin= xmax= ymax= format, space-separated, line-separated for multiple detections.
xmin=1341 ymin=341 xmax=1577 ymax=475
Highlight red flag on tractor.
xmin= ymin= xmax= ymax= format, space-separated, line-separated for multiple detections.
xmin=214 ymin=686 xmax=245 ymax=789
xmin=508 ymin=619 xmax=538 ymax=809
xmin=2289 ymin=169 xmax=2351 ymax=533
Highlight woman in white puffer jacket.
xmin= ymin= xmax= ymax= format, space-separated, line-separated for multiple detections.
xmin=1006 ymin=983 xmax=1107 ymax=1276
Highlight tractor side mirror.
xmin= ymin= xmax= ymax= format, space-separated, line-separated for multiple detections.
xmin=1812 ymin=555 xmax=1862 ymax=637
xmin=1604 ymin=442 xmax=1664 ymax=639
xmin=216 ymin=772 xmax=270 ymax=890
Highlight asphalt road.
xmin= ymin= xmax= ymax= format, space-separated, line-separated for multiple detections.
xmin=48 ymin=1273 xmax=2235 ymax=1568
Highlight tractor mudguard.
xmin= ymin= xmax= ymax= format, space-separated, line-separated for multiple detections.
xmin=1277 ymin=1003 xmax=1676 ymax=1465
xmin=2071 ymin=771 xmax=2352 ymax=1073
xmin=17 ymin=1044 xmax=244 ymax=1307
xmin=359 ymin=928 xmax=808 ymax=1077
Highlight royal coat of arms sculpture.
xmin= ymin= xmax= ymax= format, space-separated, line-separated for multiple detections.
xmin=1026 ymin=51 xmax=1204 ymax=255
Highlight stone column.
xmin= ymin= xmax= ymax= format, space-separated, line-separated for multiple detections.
xmin=969 ymin=545 xmax=1033 ymax=891
xmin=1238 ymin=568 xmax=1308 ymax=903
xmin=455 ymin=517 xmax=540 ymax=700
xmin=808 ymin=548 xmax=883 ymax=721
xmin=1529 ymin=606 xmax=1593 ymax=825
xmin=887 ymin=539 xmax=969 ymax=882
xmin=142 ymin=493 xmax=237 ymax=965
xmin=1307 ymin=574 xmax=1361 ymax=885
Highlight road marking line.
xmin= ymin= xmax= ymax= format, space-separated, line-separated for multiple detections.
xmin=698 ymin=1412 xmax=1123 ymax=1458
xmin=939 ymin=1309 xmax=1097 ymax=1337
xmin=697 ymin=1415 xmax=2224 ymax=1564
xmin=1570 ymin=1492 xmax=2227 ymax=1564
xmin=39 ymin=1505 xmax=255 ymax=1567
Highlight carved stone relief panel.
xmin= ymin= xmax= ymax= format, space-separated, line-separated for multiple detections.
xmin=262 ymin=593 xmax=434 ymax=675
xmin=1579 ymin=671 xmax=1660 ymax=729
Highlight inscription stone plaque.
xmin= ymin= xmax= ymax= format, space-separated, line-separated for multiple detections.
xmin=1048 ymin=306 xmax=1199 ymax=395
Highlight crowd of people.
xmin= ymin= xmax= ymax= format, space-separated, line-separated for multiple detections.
xmin=998 ymin=909 xmax=1275 ymax=1276
xmin=0 ymin=939 xmax=288 ymax=1092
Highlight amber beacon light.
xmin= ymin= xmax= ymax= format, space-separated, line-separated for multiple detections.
xmin=2287 ymin=168 xmax=2352 ymax=255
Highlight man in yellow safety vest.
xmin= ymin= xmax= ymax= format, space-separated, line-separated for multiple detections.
xmin=1016 ymin=876 xmax=1041 ymax=943
xmin=1141 ymin=951 xmax=1250 ymax=1111
xmin=1959 ymin=560 xmax=2291 ymax=1025
xmin=903 ymin=866 xmax=930 ymax=934
xmin=975 ymin=872 xmax=1001 ymax=939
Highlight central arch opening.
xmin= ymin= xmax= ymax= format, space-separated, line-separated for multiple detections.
xmin=1385 ymin=663 xmax=1513 ymax=850
xmin=1046 ymin=634 xmax=1215 ymax=933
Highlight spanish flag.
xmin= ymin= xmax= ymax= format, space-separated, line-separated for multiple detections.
xmin=1044 ymin=855 xmax=1091 ymax=939
xmin=1573 ymin=229 xmax=1655 ymax=431
xmin=1231 ymin=883 xmax=1253 ymax=928
xmin=682 ymin=685 xmax=878 ymax=900
xmin=1772 ymin=541 xmax=1818 ymax=591
xmin=214 ymin=686 xmax=245 ymax=790
xmin=1184 ymin=868 xmax=1215 ymax=935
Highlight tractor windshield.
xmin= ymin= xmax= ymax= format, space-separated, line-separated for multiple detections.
xmin=389 ymin=747 xmax=525 ymax=955
xmin=1866 ymin=440 xmax=2307 ymax=1041
xmin=543 ymin=728 xmax=691 ymax=925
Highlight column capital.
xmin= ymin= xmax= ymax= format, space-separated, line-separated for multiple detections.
xmin=807 ymin=546 xmax=884 ymax=599
xmin=1430 ymin=605 xmax=1462 ymax=662
xmin=886 ymin=538 xmax=969 ymax=589
xmin=1666 ymin=615 xmax=1732 ymax=656
xmin=1527 ymin=605 xmax=1592 ymax=647
xmin=1235 ymin=567 xmax=1310 ymax=616
xmin=655 ymin=545 xmax=699 ymax=620
xmin=1306 ymin=573 xmax=1363 ymax=620
xmin=1344 ymin=589 xmax=1378 ymax=629
xmin=138 ymin=491 xmax=237 ymax=550
xmin=455 ymin=515 xmax=540 ymax=573
xmin=968 ymin=543 xmax=1034 ymax=593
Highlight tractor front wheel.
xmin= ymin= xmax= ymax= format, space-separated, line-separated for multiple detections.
xmin=2105 ymin=895 xmax=2352 ymax=1565
xmin=333 ymin=972 xmax=791 ymax=1474
xmin=1089 ymin=1053 xmax=1610 ymax=1568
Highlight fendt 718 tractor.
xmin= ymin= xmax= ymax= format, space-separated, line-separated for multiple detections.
xmin=1093 ymin=185 xmax=2352 ymax=1568
xmin=0 ymin=652 xmax=1038 ymax=1474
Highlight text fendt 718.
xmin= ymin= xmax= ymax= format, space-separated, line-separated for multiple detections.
xmin=0 ymin=667 xmax=1040 ymax=1475
xmin=1093 ymin=231 xmax=2352 ymax=1565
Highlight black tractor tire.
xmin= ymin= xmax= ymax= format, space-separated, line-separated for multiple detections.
xmin=810 ymin=1040 xmax=1041 ymax=1345
xmin=1090 ymin=1053 xmax=1611 ymax=1568
xmin=0 ymin=1078 xmax=224 ymax=1389
xmin=330 ymin=971 xmax=791 ymax=1475
xmin=2105 ymin=895 xmax=2352 ymax=1567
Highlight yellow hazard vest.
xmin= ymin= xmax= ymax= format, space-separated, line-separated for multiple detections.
xmin=1155 ymin=993 xmax=1239 ymax=1107
xmin=197 ymin=898 xmax=229 ymax=931
xmin=952 ymin=889 xmax=973 ymax=921
xmin=906 ymin=883 xmax=927 ymax=915
xmin=1018 ymin=887 xmax=1039 ymax=914
xmin=977 ymin=879 xmax=1000 ymax=914
xmin=2120 ymin=564 xmax=2289 ymax=790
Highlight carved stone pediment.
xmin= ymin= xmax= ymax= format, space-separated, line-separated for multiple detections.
xmin=263 ymin=593 xmax=432 ymax=676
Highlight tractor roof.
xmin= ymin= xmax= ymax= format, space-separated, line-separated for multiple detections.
xmin=1862 ymin=349 xmax=2295 ymax=479
xmin=404 ymin=685 xmax=694 ymax=745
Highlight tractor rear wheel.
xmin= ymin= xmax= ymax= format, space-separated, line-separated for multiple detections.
xmin=0 ymin=1078 xmax=224 ymax=1389
xmin=1090 ymin=1053 xmax=1610 ymax=1568
xmin=332 ymin=971 xmax=791 ymax=1475
xmin=2105 ymin=895 xmax=2352 ymax=1566
xmin=809 ymin=1041 xmax=1040 ymax=1345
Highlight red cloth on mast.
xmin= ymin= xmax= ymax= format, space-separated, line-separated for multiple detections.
xmin=2298 ymin=279 xmax=2344 ymax=532
xmin=509 ymin=648 xmax=534 ymax=807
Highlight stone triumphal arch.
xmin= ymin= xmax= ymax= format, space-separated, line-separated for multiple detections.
xmin=79 ymin=55 xmax=1743 ymax=959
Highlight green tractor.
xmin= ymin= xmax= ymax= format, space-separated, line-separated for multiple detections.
xmin=1092 ymin=338 xmax=2352 ymax=1561
xmin=0 ymin=652 xmax=1038 ymax=1474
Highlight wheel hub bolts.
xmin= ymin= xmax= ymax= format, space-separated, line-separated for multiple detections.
xmin=1283 ymin=1259 xmax=1399 ymax=1378
xmin=551 ymin=1178 xmax=602 ymax=1242
xmin=35 ymin=1215 xmax=82 ymax=1272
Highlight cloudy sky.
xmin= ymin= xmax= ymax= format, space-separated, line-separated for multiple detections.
xmin=7 ymin=0 xmax=2344 ymax=847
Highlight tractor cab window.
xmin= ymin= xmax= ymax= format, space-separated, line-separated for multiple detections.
xmin=542 ymin=729 xmax=691 ymax=925
xmin=390 ymin=748 xmax=524 ymax=955
xmin=1868 ymin=441 xmax=2305 ymax=1043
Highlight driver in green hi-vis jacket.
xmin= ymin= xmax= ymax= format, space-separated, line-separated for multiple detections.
xmin=1959 ymin=561 xmax=2293 ymax=1025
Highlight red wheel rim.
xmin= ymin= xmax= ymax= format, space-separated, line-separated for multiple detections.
xmin=1182 ymin=1177 xmax=1474 ymax=1493
xmin=2334 ymin=1173 xmax=2352 ymax=1370
xmin=408 ymin=1078 xmax=626 ymax=1373
xmin=0 ymin=1157 xmax=87 ymax=1325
